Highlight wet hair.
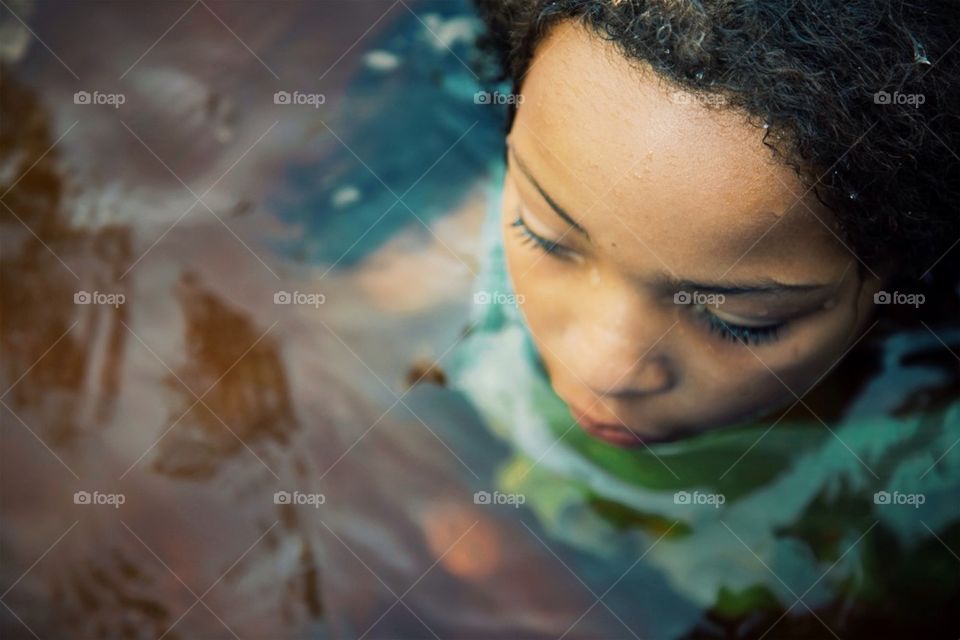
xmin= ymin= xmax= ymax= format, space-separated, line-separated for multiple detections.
xmin=473 ymin=0 xmax=960 ymax=286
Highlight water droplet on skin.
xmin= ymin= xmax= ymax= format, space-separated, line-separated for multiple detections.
xmin=913 ymin=39 xmax=931 ymax=65
xmin=590 ymin=267 xmax=601 ymax=286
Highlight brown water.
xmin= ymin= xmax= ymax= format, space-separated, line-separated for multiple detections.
xmin=0 ymin=2 xmax=523 ymax=638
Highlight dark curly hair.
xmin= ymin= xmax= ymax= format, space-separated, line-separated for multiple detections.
xmin=473 ymin=0 xmax=960 ymax=288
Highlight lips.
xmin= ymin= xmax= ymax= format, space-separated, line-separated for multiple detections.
xmin=568 ymin=405 xmax=645 ymax=448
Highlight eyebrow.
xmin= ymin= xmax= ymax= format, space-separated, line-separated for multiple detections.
xmin=663 ymin=278 xmax=831 ymax=296
xmin=508 ymin=145 xmax=590 ymax=238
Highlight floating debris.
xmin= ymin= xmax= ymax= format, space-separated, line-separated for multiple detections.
xmin=364 ymin=49 xmax=401 ymax=72
xmin=913 ymin=38 xmax=931 ymax=65
xmin=331 ymin=185 xmax=361 ymax=208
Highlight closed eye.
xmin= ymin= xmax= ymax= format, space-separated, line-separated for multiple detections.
xmin=511 ymin=214 xmax=577 ymax=260
xmin=701 ymin=311 xmax=785 ymax=346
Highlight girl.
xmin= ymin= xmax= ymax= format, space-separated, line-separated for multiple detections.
xmin=448 ymin=1 xmax=960 ymax=636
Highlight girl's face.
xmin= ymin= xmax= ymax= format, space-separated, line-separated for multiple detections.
xmin=501 ymin=22 xmax=883 ymax=446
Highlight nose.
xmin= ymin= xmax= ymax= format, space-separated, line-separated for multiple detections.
xmin=564 ymin=294 xmax=675 ymax=397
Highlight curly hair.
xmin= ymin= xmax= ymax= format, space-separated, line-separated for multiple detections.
xmin=473 ymin=0 xmax=960 ymax=286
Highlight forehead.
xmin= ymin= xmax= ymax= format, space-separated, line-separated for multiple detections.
xmin=512 ymin=21 xmax=850 ymax=281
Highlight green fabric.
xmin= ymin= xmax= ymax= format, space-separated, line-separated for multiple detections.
xmin=449 ymin=159 xmax=960 ymax=629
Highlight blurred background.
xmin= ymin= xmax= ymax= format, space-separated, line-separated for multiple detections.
xmin=0 ymin=1 xmax=509 ymax=637
xmin=2 ymin=1 xmax=959 ymax=639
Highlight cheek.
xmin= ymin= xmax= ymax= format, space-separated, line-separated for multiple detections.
xmin=691 ymin=299 xmax=860 ymax=403
xmin=502 ymin=214 xmax=546 ymax=320
xmin=776 ymin=297 xmax=863 ymax=385
xmin=500 ymin=207 xmax=577 ymax=350
xmin=676 ymin=333 xmax=784 ymax=400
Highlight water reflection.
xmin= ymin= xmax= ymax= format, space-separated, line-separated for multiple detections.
xmin=154 ymin=272 xmax=299 ymax=479
xmin=1 ymin=63 xmax=132 ymax=433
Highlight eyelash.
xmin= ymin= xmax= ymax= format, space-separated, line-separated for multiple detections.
xmin=703 ymin=313 xmax=784 ymax=346
xmin=512 ymin=214 xmax=787 ymax=346
xmin=511 ymin=215 xmax=573 ymax=259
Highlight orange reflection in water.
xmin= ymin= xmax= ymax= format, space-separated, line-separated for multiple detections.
xmin=421 ymin=503 xmax=503 ymax=580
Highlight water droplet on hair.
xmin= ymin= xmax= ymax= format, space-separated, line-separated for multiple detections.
xmin=848 ymin=190 xmax=859 ymax=201
xmin=762 ymin=122 xmax=770 ymax=130
xmin=695 ymin=70 xmax=705 ymax=81
xmin=913 ymin=39 xmax=931 ymax=65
